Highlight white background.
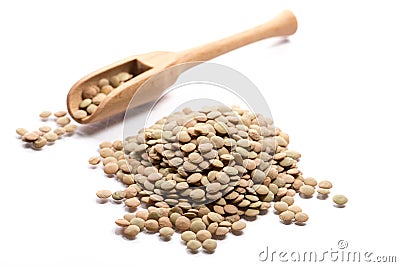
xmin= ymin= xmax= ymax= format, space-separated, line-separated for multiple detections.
xmin=1 ymin=0 xmax=399 ymax=266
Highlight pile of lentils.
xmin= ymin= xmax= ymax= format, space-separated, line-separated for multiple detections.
xmin=16 ymin=110 xmax=78 ymax=149
xmin=90 ymin=105 xmax=347 ymax=253
xmin=74 ymin=71 xmax=135 ymax=120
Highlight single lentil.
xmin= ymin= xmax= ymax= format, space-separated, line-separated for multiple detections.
xmin=187 ymin=240 xmax=202 ymax=251
xmin=333 ymin=194 xmax=348 ymax=205
xmin=39 ymin=111 xmax=52 ymax=118
xmin=96 ymin=190 xmax=112 ymax=199
xmin=202 ymin=239 xmax=217 ymax=251
xmin=124 ymin=225 xmax=140 ymax=237
xmin=295 ymin=212 xmax=309 ymax=223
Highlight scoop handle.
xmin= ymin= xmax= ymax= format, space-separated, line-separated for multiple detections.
xmin=176 ymin=10 xmax=297 ymax=64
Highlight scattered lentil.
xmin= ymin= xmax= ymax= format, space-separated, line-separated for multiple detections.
xmin=175 ymin=216 xmax=191 ymax=231
xmin=231 ymin=221 xmax=246 ymax=231
xmin=294 ymin=212 xmax=309 ymax=223
xmin=64 ymin=124 xmax=78 ymax=133
xmin=274 ymin=201 xmax=289 ymax=212
xmin=130 ymin=218 xmax=145 ymax=230
xmin=124 ymin=225 xmax=140 ymax=237
xmin=187 ymin=240 xmax=202 ymax=251
xmin=96 ymin=190 xmax=112 ymax=199
xmin=56 ymin=117 xmax=70 ymax=126
xmin=159 ymin=227 xmax=174 ymax=238
xmin=39 ymin=126 xmax=51 ymax=133
xmin=196 ymin=229 xmax=212 ymax=242
xmin=202 ymin=239 xmax=217 ymax=251
xmin=32 ymin=137 xmax=47 ymax=149
xmin=39 ymin=111 xmax=52 ymax=118
xmin=181 ymin=231 xmax=196 ymax=242
xmin=54 ymin=111 xmax=67 ymax=117
xmin=115 ymin=219 xmax=130 ymax=227
xmin=318 ymin=180 xmax=333 ymax=189
xmin=304 ymin=177 xmax=318 ymax=186
xmin=23 ymin=132 xmax=39 ymax=142
xmin=144 ymin=219 xmax=159 ymax=232
xmin=317 ymin=188 xmax=330 ymax=195
xmin=104 ymin=163 xmax=119 ymax=174
xmin=89 ymin=156 xmax=101 ymax=165
xmin=54 ymin=127 xmax=66 ymax=136
xmin=333 ymin=194 xmax=348 ymax=205
xmin=279 ymin=210 xmax=295 ymax=222
xmin=16 ymin=128 xmax=28 ymax=136
xmin=299 ymin=185 xmax=315 ymax=196
xmin=44 ymin=132 xmax=58 ymax=142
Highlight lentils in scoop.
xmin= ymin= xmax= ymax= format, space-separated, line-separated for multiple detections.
xmin=77 ymin=71 xmax=135 ymax=120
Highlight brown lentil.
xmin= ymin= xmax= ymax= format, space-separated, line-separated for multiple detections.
xmin=88 ymin=156 xmax=101 ymax=165
xmin=304 ymin=177 xmax=318 ymax=186
xmin=39 ymin=111 xmax=52 ymax=118
xmin=159 ymin=227 xmax=174 ymax=238
xmin=64 ymin=124 xmax=78 ymax=133
xmin=53 ymin=127 xmax=66 ymax=136
xmin=125 ymin=197 xmax=140 ymax=208
xmin=104 ymin=163 xmax=119 ymax=174
xmin=23 ymin=132 xmax=39 ymax=142
xmin=43 ymin=132 xmax=58 ymax=142
xmin=317 ymin=188 xmax=331 ymax=195
xmin=231 ymin=221 xmax=246 ymax=231
xmin=181 ymin=231 xmax=196 ymax=242
xmin=318 ymin=180 xmax=333 ymax=189
xmin=187 ymin=240 xmax=202 ymax=251
xmin=202 ymin=239 xmax=217 ymax=251
xmin=39 ymin=126 xmax=51 ymax=133
xmin=175 ymin=216 xmax=191 ymax=231
xmin=144 ymin=219 xmax=159 ymax=232
xmin=274 ymin=201 xmax=289 ymax=212
xmin=115 ymin=219 xmax=130 ymax=227
xmin=333 ymin=194 xmax=348 ymax=205
xmin=32 ymin=137 xmax=47 ymax=149
xmin=96 ymin=189 xmax=112 ymax=199
xmin=56 ymin=117 xmax=70 ymax=126
xmin=299 ymin=185 xmax=315 ymax=196
xmin=196 ymin=229 xmax=212 ymax=242
xmin=124 ymin=225 xmax=140 ymax=237
xmin=279 ymin=210 xmax=295 ymax=222
xmin=295 ymin=212 xmax=309 ymax=223
xmin=54 ymin=111 xmax=67 ymax=117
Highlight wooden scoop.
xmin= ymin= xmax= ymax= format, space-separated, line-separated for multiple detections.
xmin=67 ymin=10 xmax=297 ymax=124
